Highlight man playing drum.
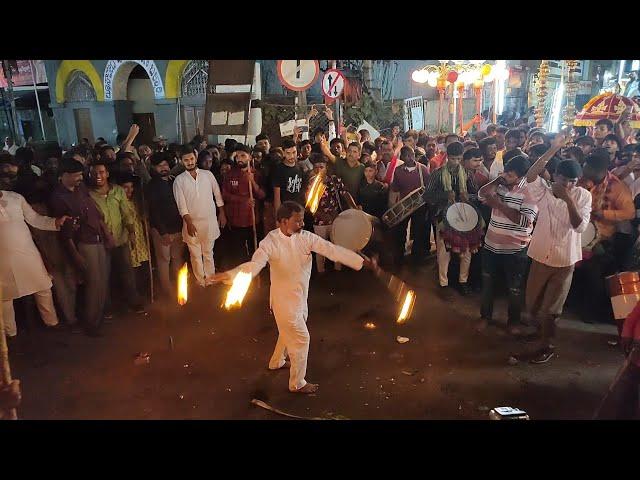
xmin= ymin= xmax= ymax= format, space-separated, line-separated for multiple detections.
xmin=575 ymin=152 xmax=635 ymax=324
xmin=518 ymin=134 xmax=593 ymax=363
xmin=306 ymin=153 xmax=357 ymax=273
xmin=425 ymin=141 xmax=475 ymax=297
xmin=389 ymin=146 xmax=430 ymax=267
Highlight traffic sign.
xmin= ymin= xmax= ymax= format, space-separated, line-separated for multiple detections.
xmin=277 ymin=60 xmax=319 ymax=91
xmin=322 ymin=68 xmax=345 ymax=99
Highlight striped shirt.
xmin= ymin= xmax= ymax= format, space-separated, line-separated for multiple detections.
xmin=478 ymin=182 xmax=538 ymax=254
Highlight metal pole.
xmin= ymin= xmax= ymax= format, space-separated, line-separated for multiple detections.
xmin=331 ymin=60 xmax=341 ymax=131
xmin=2 ymin=61 xmax=21 ymax=145
xmin=451 ymin=83 xmax=457 ymax=133
xmin=29 ymin=61 xmax=46 ymax=141
xmin=245 ymin=63 xmax=258 ymax=254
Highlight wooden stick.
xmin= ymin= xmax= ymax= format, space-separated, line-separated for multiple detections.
xmin=139 ymin=177 xmax=154 ymax=304
xmin=0 ymin=285 xmax=18 ymax=420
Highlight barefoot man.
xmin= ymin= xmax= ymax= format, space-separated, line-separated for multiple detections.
xmin=211 ymin=201 xmax=376 ymax=394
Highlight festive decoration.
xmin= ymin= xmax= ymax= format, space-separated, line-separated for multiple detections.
xmin=534 ymin=60 xmax=550 ymax=128
xmin=481 ymin=64 xmax=492 ymax=77
xmin=574 ymin=93 xmax=640 ymax=128
xmin=447 ymin=70 xmax=459 ymax=83
xmin=562 ymin=60 xmax=580 ymax=130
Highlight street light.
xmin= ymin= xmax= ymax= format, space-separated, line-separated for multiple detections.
xmin=411 ymin=60 xmax=494 ymax=133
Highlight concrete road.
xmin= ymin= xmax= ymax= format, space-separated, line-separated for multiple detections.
xmin=8 ymin=257 xmax=623 ymax=420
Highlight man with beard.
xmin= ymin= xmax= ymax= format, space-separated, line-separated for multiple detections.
xmin=146 ymin=153 xmax=185 ymax=297
xmin=376 ymin=139 xmax=403 ymax=185
xmin=210 ymin=201 xmax=376 ymax=394
xmin=222 ymin=143 xmax=265 ymax=265
xmin=173 ymin=145 xmax=227 ymax=287
xmin=89 ymin=161 xmax=145 ymax=315
xmin=272 ymin=139 xmax=305 ymax=213
xmin=49 ymin=159 xmax=109 ymax=336
xmin=0 ymin=154 xmax=19 ymax=191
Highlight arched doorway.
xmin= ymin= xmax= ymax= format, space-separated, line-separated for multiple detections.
xmin=127 ymin=64 xmax=157 ymax=146
xmin=65 ymin=70 xmax=97 ymax=144
xmin=179 ymin=60 xmax=208 ymax=143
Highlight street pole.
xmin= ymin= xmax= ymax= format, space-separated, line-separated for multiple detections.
xmin=2 ymin=61 xmax=21 ymax=144
xmin=331 ymin=60 xmax=341 ymax=131
xmin=29 ymin=61 xmax=46 ymax=141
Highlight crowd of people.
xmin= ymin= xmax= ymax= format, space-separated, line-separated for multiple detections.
xmin=2 ymin=102 xmax=640 ymax=410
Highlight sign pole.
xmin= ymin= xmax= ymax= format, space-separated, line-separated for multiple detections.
xmin=331 ymin=60 xmax=341 ymax=131
xmin=29 ymin=61 xmax=46 ymax=141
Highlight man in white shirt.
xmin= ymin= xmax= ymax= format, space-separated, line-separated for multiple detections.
xmin=477 ymin=137 xmax=503 ymax=181
xmin=520 ymin=135 xmax=592 ymax=364
xmin=3 ymin=137 xmax=18 ymax=156
xmin=211 ymin=201 xmax=375 ymax=394
xmin=0 ymin=190 xmax=70 ymax=337
xmin=173 ymin=145 xmax=227 ymax=287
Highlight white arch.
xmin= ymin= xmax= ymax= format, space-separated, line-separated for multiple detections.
xmin=103 ymin=60 xmax=165 ymax=101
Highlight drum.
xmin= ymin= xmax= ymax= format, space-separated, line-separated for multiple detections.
xmin=330 ymin=209 xmax=382 ymax=252
xmin=382 ymin=186 xmax=426 ymax=229
xmin=440 ymin=202 xmax=484 ymax=254
xmin=606 ymin=271 xmax=640 ymax=321
xmin=581 ymin=222 xmax=598 ymax=248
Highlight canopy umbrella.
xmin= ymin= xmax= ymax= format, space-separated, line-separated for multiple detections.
xmin=574 ymin=92 xmax=640 ymax=128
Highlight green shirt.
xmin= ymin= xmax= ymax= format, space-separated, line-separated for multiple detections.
xmin=335 ymin=158 xmax=364 ymax=199
xmin=90 ymin=184 xmax=135 ymax=247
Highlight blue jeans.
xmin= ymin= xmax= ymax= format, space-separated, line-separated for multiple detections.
xmin=480 ymin=247 xmax=529 ymax=326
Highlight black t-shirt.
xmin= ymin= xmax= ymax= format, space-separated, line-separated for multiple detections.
xmin=358 ymin=179 xmax=387 ymax=219
xmin=272 ymin=162 xmax=305 ymax=205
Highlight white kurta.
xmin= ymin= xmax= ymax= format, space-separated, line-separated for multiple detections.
xmin=0 ymin=191 xmax=58 ymax=300
xmin=228 ymin=228 xmax=364 ymax=391
xmin=173 ymin=168 xmax=224 ymax=243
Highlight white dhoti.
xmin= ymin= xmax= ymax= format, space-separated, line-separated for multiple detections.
xmin=228 ymin=228 xmax=363 ymax=391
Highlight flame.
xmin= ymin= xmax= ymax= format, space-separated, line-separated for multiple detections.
xmin=305 ymin=174 xmax=326 ymax=214
xmin=224 ymin=271 xmax=253 ymax=309
xmin=177 ymin=263 xmax=189 ymax=305
xmin=397 ymin=290 xmax=416 ymax=323
xmin=364 ymin=322 xmax=376 ymax=329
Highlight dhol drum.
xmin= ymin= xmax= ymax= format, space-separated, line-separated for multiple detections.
xmin=440 ymin=202 xmax=484 ymax=254
xmin=381 ymin=186 xmax=426 ymax=229
xmin=581 ymin=222 xmax=599 ymax=258
xmin=330 ymin=208 xmax=382 ymax=252
xmin=605 ymin=271 xmax=640 ymax=322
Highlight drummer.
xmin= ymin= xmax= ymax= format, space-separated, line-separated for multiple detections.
xmin=574 ymin=152 xmax=635 ymax=324
xmin=517 ymin=135 xmax=592 ymax=363
xmin=306 ymin=152 xmax=357 ymax=273
xmin=425 ymin=141 xmax=474 ymax=297
xmin=389 ymin=146 xmax=430 ymax=267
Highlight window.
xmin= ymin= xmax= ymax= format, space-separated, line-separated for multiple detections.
xmin=65 ymin=71 xmax=97 ymax=102
xmin=180 ymin=60 xmax=208 ymax=97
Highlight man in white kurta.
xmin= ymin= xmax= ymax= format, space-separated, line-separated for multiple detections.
xmin=173 ymin=148 xmax=227 ymax=287
xmin=213 ymin=201 xmax=370 ymax=393
xmin=0 ymin=190 xmax=69 ymax=337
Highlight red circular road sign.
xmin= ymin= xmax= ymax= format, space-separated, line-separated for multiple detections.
xmin=277 ymin=60 xmax=320 ymax=92
xmin=321 ymin=68 xmax=345 ymax=99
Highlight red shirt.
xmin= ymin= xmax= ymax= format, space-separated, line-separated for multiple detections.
xmin=429 ymin=152 xmax=447 ymax=172
xmin=222 ymin=167 xmax=265 ymax=228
